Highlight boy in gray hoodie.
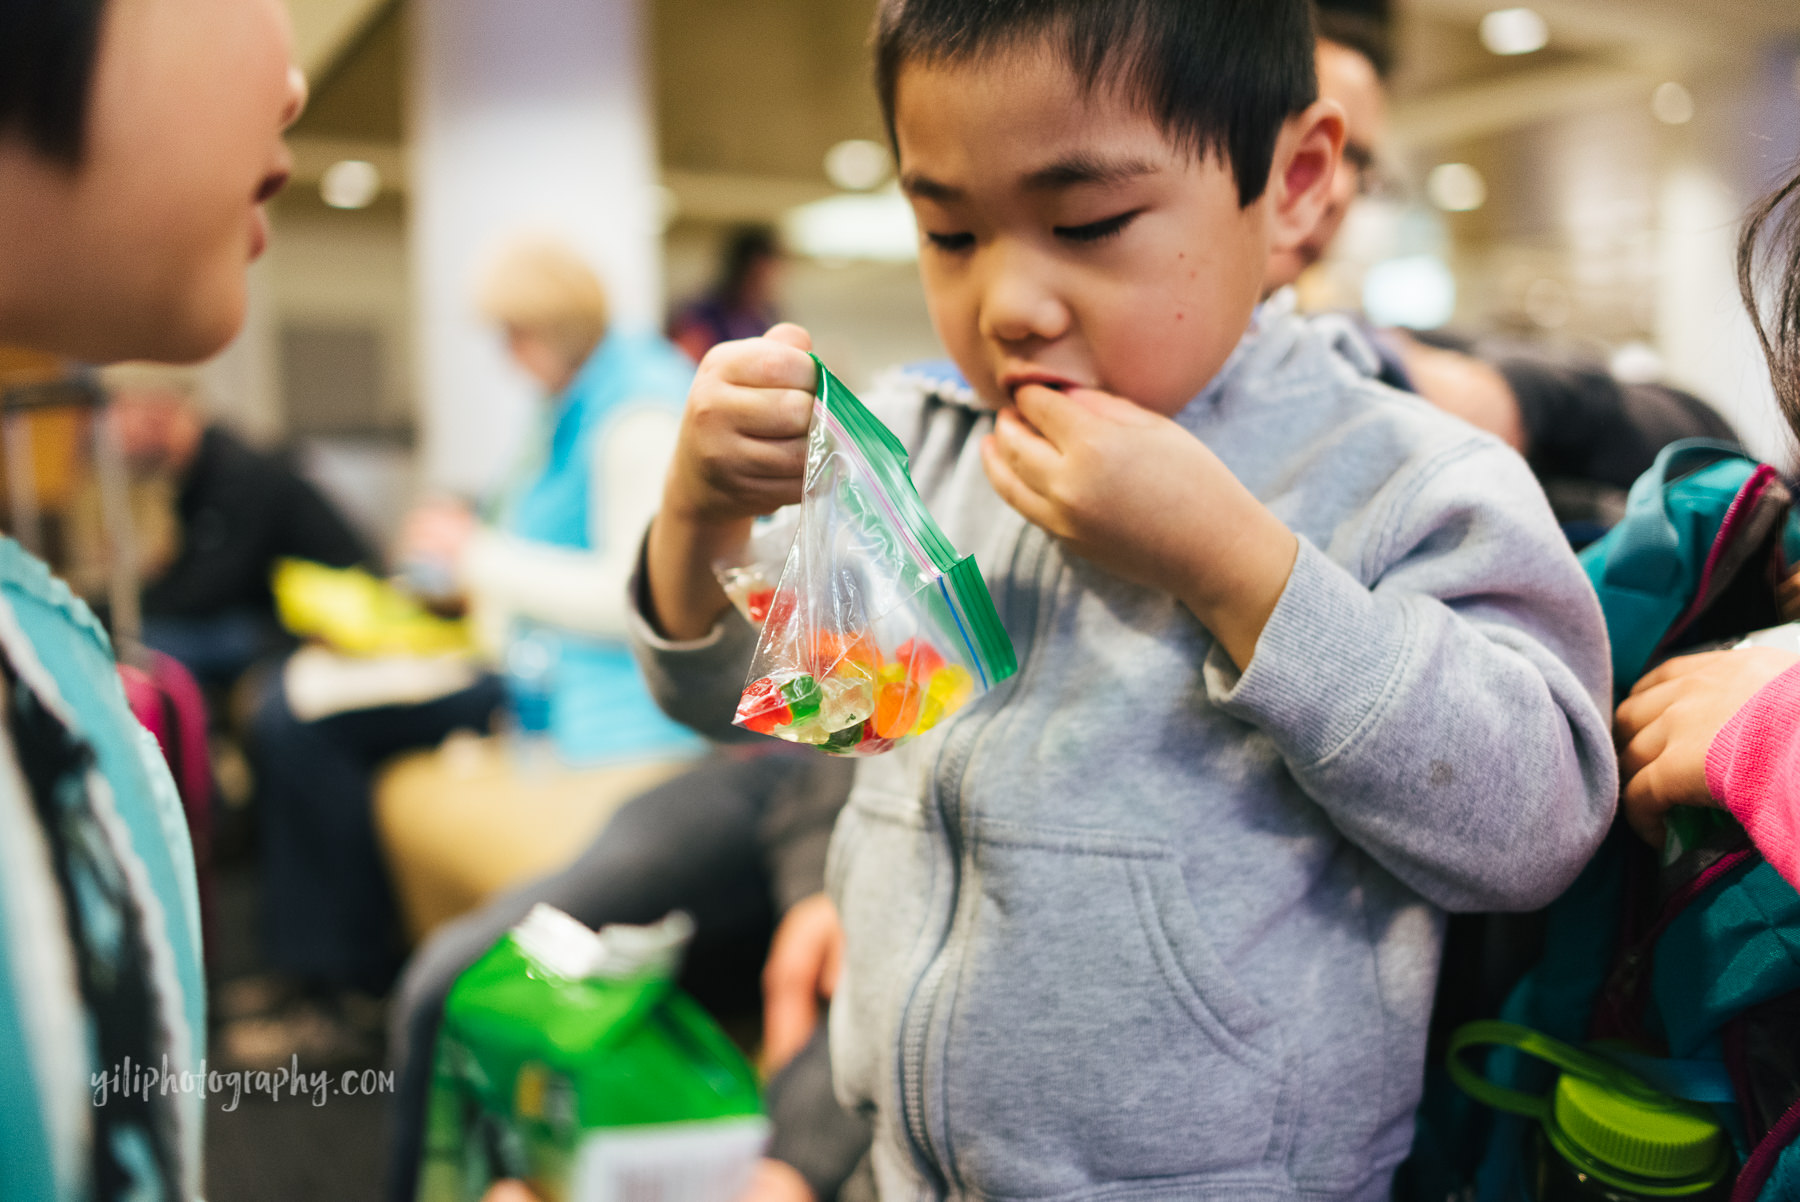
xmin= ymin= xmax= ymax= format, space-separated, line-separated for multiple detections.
xmin=630 ymin=1 xmax=1618 ymax=1198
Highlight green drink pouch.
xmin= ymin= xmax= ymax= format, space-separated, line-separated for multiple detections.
xmin=416 ymin=907 xmax=767 ymax=1202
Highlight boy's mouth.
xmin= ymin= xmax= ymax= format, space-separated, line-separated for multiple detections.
xmin=999 ymin=369 xmax=1084 ymax=400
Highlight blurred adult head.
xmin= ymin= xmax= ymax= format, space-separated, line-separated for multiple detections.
xmin=1741 ymin=165 xmax=1800 ymax=440
xmin=719 ymin=226 xmax=783 ymax=313
xmin=1264 ymin=7 xmax=1391 ymax=292
xmin=0 ymin=0 xmax=306 ymax=364
xmin=101 ymin=361 xmax=205 ymax=472
xmin=478 ymin=238 xmax=611 ymax=395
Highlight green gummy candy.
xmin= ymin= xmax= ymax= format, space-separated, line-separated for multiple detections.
xmin=780 ymin=674 xmax=823 ymax=722
xmin=823 ymin=722 xmax=864 ymax=752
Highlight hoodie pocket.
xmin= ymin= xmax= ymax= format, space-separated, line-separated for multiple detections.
xmin=930 ymin=830 xmax=1290 ymax=1197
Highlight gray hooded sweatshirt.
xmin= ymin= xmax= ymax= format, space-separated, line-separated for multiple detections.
xmin=629 ymin=309 xmax=1618 ymax=1201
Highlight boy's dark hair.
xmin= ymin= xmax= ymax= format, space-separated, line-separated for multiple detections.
xmin=0 ymin=0 xmax=108 ymax=164
xmin=1739 ymin=163 xmax=1800 ymax=444
xmin=874 ymin=0 xmax=1319 ymax=207
xmin=1313 ymin=6 xmax=1394 ymax=80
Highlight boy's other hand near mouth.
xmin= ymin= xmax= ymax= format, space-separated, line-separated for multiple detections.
xmin=982 ymin=382 xmax=1297 ymax=670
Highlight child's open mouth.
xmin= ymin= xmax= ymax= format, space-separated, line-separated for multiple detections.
xmin=999 ymin=370 xmax=1081 ymax=400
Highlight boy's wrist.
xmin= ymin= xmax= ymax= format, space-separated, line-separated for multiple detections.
xmin=1176 ymin=501 xmax=1298 ymax=673
xmin=644 ymin=506 xmax=749 ymax=641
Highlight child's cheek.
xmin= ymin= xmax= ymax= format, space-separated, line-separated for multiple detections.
xmin=1095 ymin=303 xmax=1215 ymax=418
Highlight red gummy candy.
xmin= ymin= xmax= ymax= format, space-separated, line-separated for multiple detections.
xmin=894 ymin=638 xmax=945 ymax=681
xmin=746 ymin=587 xmax=777 ymax=624
xmin=736 ymin=676 xmax=792 ymax=735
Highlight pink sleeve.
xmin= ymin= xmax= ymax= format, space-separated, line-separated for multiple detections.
xmin=1706 ymin=662 xmax=1800 ymax=887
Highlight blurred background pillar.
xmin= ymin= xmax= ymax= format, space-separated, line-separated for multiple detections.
xmin=409 ymin=0 xmax=664 ymax=495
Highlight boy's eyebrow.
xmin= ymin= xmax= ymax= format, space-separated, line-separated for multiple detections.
xmin=900 ymin=172 xmax=963 ymax=203
xmin=1021 ymin=152 xmax=1160 ymax=192
xmin=900 ymin=153 xmax=1161 ymax=202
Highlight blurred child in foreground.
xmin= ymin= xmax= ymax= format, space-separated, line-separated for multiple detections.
xmin=0 ymin=0 xmax=305 ymax=1194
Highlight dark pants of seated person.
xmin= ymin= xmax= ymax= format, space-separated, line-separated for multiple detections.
xmin=142 ymin=608 xmax=290 ymax=691
xmin=251 ymin=672 xmax=506 ymax=994
xmin=386 ymin=751 xmax=872 ymax=1202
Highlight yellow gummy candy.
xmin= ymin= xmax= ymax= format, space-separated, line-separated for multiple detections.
xmin=916 ymin=664 xmax=975 ymax=732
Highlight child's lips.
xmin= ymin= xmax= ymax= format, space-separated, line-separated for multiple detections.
xmin=1000 ymin=370 xmax=1085 ymax=400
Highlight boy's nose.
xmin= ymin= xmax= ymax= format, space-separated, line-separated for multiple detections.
xmin=978 ymin=252 xmax=1070 ymax=347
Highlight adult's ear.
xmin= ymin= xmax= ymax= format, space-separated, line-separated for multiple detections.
xmin=1264 ymin=100 xmax=1348 ymax=261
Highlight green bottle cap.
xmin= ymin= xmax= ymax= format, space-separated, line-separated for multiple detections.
xmin=1550 ymin=1073 xmax=1726 ymax=1185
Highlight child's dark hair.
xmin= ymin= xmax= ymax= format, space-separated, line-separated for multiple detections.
xmin=874 ymin=0 xmax=1319 ymax=207
xmin=1741 ymin=164 xmax=1800 ymax=443
xmin=0 ymin=0 xmax=107 ymax=164
xmin=1313 ymin=7 xmax=1393 ymax=80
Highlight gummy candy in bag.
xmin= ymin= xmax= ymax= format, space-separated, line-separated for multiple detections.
xmin=719 ymin=355 xmax=1015 ymax=755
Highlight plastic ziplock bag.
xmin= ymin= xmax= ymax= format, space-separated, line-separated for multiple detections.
xmin=717 ymin=355 xmax=1015 ymax=756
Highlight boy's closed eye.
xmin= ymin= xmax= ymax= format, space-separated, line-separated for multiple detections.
xmin=1054 ymin=209 xmax=1142 ymax=244
xmin=924 ymin=209 xmax=1144 ymax=253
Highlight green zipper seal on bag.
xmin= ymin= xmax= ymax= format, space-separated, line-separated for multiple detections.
xmin=810 ymin=354 xmax=1017 ymax=687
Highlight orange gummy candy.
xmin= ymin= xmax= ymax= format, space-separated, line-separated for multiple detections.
xmin=871 ymin=661 xmax=923 ymax=738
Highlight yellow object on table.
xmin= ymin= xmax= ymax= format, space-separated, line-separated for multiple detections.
xmin=272 ymin=558 xmax=471 ymax=657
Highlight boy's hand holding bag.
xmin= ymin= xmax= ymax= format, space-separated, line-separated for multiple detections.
xmin=716 ymin=356 xmax=1015 ymax=755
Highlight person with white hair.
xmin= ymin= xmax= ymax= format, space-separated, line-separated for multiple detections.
xmin=239 ymin=237 xmax=704 ymax=1062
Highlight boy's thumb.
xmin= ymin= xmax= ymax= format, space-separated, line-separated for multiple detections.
xmin=763 ymin=322 xmax=813 ymax=352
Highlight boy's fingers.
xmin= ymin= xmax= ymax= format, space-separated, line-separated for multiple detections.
xmin=991 ymin=408 xmax=1061 ymax=494
xmin=711 ymin=337 xmax=818 ymax=393
xmin=980 ymin=435 xmax=1058 ymax=533
xmin=702 ymin=384 xmax=815 ymax=440
xmin=763 ymin=322 xmax=814 ymax=353
xmin=1010 ymin=384 xmax=1085 ymax=446
xmin=727 ymin=434 xmax=809 ymax=481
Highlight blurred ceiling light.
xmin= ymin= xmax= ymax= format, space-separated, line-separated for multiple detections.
xmin=1610 ymin=341 xmax=1665 ymax=384
xmin=320 ymin=159 xmax=381 ymax=210
xmin=1427 ymin=163 xmax=1488 ymax=213
xmin=823 ymin=139 xmax=891 ymax=191
xmin=1479 ymin=8 xmax=1549 ymax=56
xmin=1363 ymin=255 xmax=1456 ymax=330
xmin=783 ymin=188 xmax=918 ymax=262
xmin=1651 ymin=82 xmax=1695 ymax=126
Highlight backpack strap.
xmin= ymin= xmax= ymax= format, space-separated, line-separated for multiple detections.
xmin=1604 ymin=439 xmax=1751 ymax=593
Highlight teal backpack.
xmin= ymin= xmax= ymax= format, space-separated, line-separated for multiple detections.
xmin=1416 ymin=441 xmax=1800 ymax=1201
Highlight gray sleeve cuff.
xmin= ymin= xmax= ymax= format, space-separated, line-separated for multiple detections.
xmin=1204 ymin=536 xmax=1411 ymax=770
xmin=626 ymin=531 xmax=764 ymax=743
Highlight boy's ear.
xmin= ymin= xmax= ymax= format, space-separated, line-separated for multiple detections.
xmin=1264 ymin=101 xmax=1348 ymax=259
